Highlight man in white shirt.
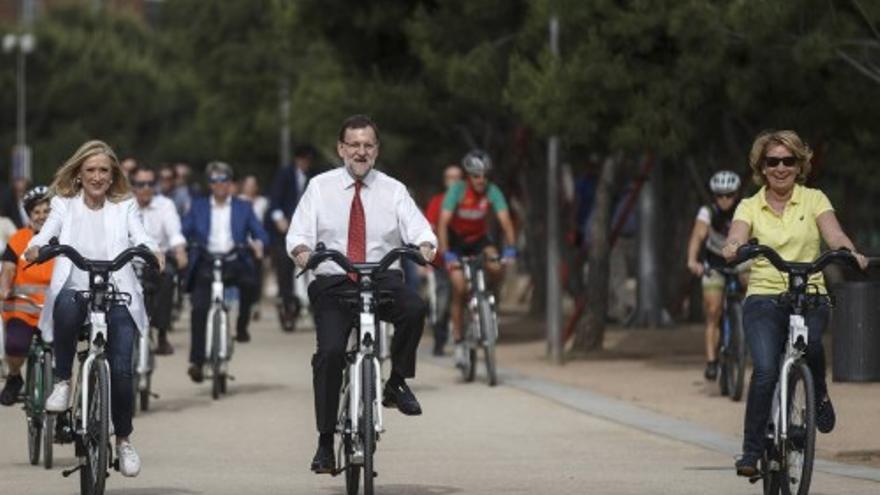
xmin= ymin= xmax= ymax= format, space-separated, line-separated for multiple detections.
xmin=287 ymin=115 xmax=437 ymax=474
xmin=131 ymin=165 xmax=188 ymax=355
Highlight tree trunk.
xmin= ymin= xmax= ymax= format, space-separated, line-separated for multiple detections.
xmin=572 ymin=154 xmax=618 ymax=352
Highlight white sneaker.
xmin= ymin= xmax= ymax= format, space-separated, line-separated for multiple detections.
xmin=45 ymin=381 xmax=71 ymax=412
xmin=117 ymin=441 xmax=141 ymax=477
xmin=454 ymin=343 xmax=467 ymax=369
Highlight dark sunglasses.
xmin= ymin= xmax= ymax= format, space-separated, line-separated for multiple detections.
xmin=209 ymin=175 xmax=230 ymax=184
xmin=763 ymin=156 xmax=798 ymax=168
xmin=131 ymin=180 xmax=155 ymax=189
xmin=715 ymin=192 xmax=736 ymax=199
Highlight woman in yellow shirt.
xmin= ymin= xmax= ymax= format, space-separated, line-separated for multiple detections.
xmin=723 ymin=130 xmax=867 ymax=477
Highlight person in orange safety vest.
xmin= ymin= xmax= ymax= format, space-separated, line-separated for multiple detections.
xmin=0 ymin=186 xmax=53 ymax=406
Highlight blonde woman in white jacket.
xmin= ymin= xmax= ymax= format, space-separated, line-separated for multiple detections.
xmin=24 ymin=140 xmax=164 ymax=478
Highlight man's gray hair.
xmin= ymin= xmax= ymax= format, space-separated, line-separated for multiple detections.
xmin=205 ymin=161 xmax=233 ymax=178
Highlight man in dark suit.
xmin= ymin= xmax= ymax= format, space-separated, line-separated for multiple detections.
xmin=267 ymin=144 xmax=316 ymax=330
xmin=182 ymin=161 xmax=269 ymax=382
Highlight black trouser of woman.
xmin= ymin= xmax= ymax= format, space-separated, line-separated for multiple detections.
xmin=53 ymin=289 xmax=137 ymax=437
xmin=309 ymin=271 xmax=425 ymax=433
xmin=741 ymin=295 xmax=829 ymax=456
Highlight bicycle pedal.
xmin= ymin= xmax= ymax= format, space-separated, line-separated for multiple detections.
xmin=61 ymin=464 xmax=82 ymax=478
xmin=748 ymin=474 xmax=763 ymax=484
xmin=150 ymin=392 xmax=160 ymax=399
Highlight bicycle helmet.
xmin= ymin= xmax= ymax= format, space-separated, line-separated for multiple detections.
xmin=709 ymin=170 xmax=741 ymax=195
xmin=462 ymin=149 xmax=492 ymax=176
xmin=22 ymin=185 xmax=49 ymax=214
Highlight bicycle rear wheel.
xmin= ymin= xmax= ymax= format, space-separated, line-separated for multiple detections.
xmin=80 ymin=362 xmax=110 ymax=495
xmin=25 ymin=357 xmax=41 ymax=466
xmin=361 ymin=358 xmax=375 ymax=495
xmin=728 ymin=300 xmax=746 ymax=402
xmin=42 ymin=351 xmax=55 ymax=469
xmin=781 ymin=363 xmax=816 ymax=495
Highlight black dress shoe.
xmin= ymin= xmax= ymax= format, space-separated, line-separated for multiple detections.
xmin=735 ymin=453 xmax=759 ymax=477
xmin=235 ymin=332 xmax=251 ymax=343
xmin=311 ymin=444 xmax=335 ymax=474
xmin=155 ymin=339 xmax=174 ymax=356
xmin=817 ymin=396 xmax=836 ymax=434
xmin=382 ymin=380 xmax=422 ymax=416
xmin=0 ymin=374 xmax=24 ymax=406
xmin=187 ymin=365 xmax=204 ymax=384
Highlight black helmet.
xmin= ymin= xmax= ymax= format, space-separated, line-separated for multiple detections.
xmin=462 ymin=149 xmax=492 ymax=176
xmin=22 ymin=186 xmax=49 ymax=215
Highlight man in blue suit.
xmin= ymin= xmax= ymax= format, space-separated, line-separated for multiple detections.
xmin=267 ymin=145 xmax=316 ymax=330
xmin=182 ymin=161 xmax=269 ymax=382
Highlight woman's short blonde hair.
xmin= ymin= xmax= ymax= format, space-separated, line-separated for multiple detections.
xmin=747 ymin=130 xmax=813 ymax=187
xmin=50 ymin=140 xmax=130 ymax=201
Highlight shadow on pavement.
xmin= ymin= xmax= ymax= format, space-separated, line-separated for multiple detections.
xmin=105 ymin=488 xmax=201 ymax=495
xmin=323 ymin=484 xmax=461 ymax=495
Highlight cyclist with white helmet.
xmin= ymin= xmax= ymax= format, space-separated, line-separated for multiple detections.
xmin=686 ymin=170 xmax=744 ymax=381
xmin=437 ymin=150 xmax=517 ymax=369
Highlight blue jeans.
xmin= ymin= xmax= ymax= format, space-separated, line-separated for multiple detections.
xmin=741 ymin=295 xmax=829 ymax=455
xmin=53 ymin=289 xmax=137 ymax=438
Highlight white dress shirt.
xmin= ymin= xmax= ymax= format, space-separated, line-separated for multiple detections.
xmin=28 ymin=193 xmax=158 ymax=340
xmin=208 ymin=196 xmax=234 ymax=254
xmin=139 ymin=194 xmax=186 ymax=252
xmin=287 ymin=167 xmax=436 ymax=276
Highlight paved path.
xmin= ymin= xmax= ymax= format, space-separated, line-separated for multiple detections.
xmin=1 ymin=308 xmax=877 ymax=494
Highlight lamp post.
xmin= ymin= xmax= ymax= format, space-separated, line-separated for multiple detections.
xmin=3 ymin=32 xmax=35 ymax=181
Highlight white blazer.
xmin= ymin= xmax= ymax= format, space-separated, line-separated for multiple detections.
xmin=27 ymin=193 xmax=157 ymax=341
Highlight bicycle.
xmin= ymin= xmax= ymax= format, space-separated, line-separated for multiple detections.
xmin=29 ymin=241 xmax=158 ymax=495
xmin=5 ymin=294 xmax=54 ymax=468
xmin=130 ymin=258 xmax=158 ymax=414
xmin=191 ymin=245 xmax=241 ymax=400
xmin=732 ymin=241 xmax=858 ymax=495
xmin=704 ymin=262 xmax=747 ymax=401
xmin=456 ymin=254 xmax=500 ymax=387
xmin=300 ymin=243 xmax=426 ymax=495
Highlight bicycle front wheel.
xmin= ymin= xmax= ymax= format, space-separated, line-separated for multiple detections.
xmin=25 ymin=357 xmax=41 ymax=466
xmin=80 ymin=361 xmax=110 ymax=495
xmin=210 ymin=311 xmax=222 ymax=400
xmin=361 ymin=358 xmax=375 ymax=495
xmin=781 ymin=363 xmax=816 ymax=495
xmin=728 ymin=299 xmax=746 ymax=402
xmin=42 ymin=351 xmax=55 ymax=469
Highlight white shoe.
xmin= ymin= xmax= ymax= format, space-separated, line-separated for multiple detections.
xmin=45 ymin=381 xmax=71 ymax=412
xmin=117 ymin=441 xmax=141 ymax=477
xmin=454 ymin=343 xmax=466 ymax=369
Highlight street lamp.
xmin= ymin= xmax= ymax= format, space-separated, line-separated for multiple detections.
xmin=3 ymin=32 xmax=35 ymax=181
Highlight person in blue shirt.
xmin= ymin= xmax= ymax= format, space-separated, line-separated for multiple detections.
xmin=182 ymin=161 xmax=269 ymax=383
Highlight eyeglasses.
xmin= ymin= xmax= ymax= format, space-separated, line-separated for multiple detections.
xmin=715 ymin=192 xmax=736 ymax=199
xmin=159 ymin=175 xmax=174 ymax=182
xmin=342 ymin=141 xmax=378 ymax=153
xmin=131 ymin=180 xmax=155 ymax=189
xmin=763 ymin=156 xmax=798 ymax=168
xmin=209 ymin=175 xmax=230 ymax=184
xmin=469 ymin=173 xmax=486 ymax=180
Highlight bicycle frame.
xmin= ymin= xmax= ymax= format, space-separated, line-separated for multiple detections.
xmin=347 ymin=289 xmax=385 ymax=441
xmin=76 ymin=309 xmax=112 ymax=434
xmin=204 ymin=258 xmax=231 ymax=364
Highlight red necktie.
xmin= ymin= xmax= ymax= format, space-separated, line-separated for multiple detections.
xmin=347 ymin=180 xmax=366 ymax=272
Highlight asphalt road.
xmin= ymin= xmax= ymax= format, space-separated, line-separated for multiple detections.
xmin=1 ymin=307 xmax=877 ymax=494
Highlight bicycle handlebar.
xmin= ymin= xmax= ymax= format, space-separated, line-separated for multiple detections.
xmin=731 ymin=239 xmax=860 ymax=276
xmin=28 ymin=238 xmax=159 ymax=274
xmin=188 ymin=243 xmax=247 ymax=262
xmin=300 ymin=242 xmax=426 ymax=276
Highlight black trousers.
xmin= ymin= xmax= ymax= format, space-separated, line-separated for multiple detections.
xmin=271 ymin=237 xmax=299 ymax=315
xmin=309 ymin=271 xmax=426 ymax=433
xmin=189 ymin=257 xmax=259 ymax=365
xmin=144 ymin=265 xmax=176 ymax=337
